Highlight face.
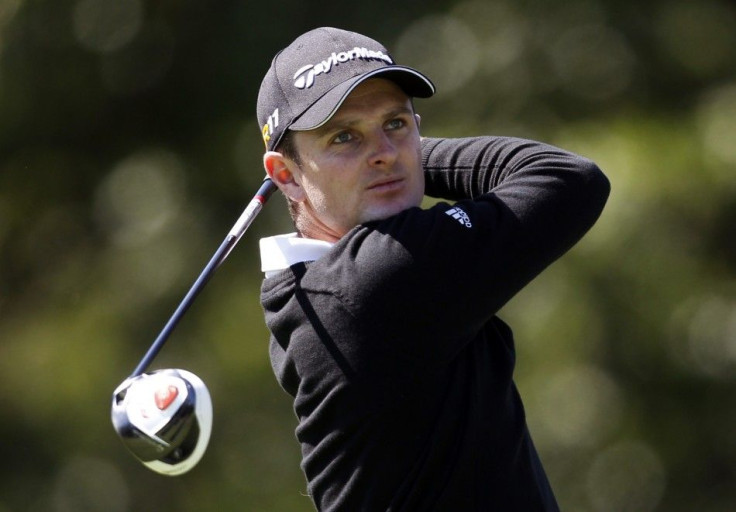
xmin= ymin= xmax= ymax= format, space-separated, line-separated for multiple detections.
xmin=277 ymin=78 xmax=424 ymax=241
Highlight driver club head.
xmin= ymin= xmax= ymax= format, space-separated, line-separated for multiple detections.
xmin=111 ymin=368 xmax=213 ymax=476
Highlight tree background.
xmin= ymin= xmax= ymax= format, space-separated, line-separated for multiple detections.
xmin=1 ymin=0 xmax=735 ymax=510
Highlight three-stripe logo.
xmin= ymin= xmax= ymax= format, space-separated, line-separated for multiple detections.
xmin=445 ymin=207 xmax=472 ymax=228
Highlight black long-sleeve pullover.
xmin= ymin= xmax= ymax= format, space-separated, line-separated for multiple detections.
xmin=260 ymin=136 xmax=611 ymax=511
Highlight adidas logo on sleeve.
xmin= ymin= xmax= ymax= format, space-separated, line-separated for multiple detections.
xmin=445 ymin=206 xmax=472 ymax=228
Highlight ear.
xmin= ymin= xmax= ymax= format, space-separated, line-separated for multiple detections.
xmin=414 ymin=114 xmax=422 ymax=128
xmin=263 ymin=151 xmax=305 ymax=202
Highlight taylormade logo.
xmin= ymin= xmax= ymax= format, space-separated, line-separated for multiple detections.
xmin=293 ymin=47 xmax=393 ymax=89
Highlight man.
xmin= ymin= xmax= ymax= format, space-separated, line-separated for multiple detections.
xmin=256 ymin=27 xmax=610 ymax=511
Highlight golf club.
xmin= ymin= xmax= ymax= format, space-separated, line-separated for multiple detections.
xmin=111 ymin=177 xmax=277 ymax=475
xmin=111 ymin=368 xmax=213 ymax=476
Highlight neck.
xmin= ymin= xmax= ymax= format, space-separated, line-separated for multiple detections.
xmin=295 ymin=214 xmax=344 ymax=243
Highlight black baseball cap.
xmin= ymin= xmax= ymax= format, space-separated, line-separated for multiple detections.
xmin=257 ymin=27 xmax=435 ymax=152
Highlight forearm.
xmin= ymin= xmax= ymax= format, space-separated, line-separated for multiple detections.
xmin=421 ymin=135 xmax=610 ymax=258
xmin=422 ymin=136 xmax=606 ymax=200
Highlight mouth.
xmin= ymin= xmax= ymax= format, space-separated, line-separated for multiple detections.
xmin=367 ymin=177 xmax=404 ymax=192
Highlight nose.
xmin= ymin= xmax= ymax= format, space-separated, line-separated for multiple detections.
xmin=367 ymin=130 xmax=398 ymax=169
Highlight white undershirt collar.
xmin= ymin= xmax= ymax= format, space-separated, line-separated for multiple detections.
xmin=259 ymin=233 xmax=334 ymax=278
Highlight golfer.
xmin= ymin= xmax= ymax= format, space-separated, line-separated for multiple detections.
xmin=256 ymin=27 xmax=610 ymax=511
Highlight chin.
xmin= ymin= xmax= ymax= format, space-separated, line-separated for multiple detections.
xmin=363 ymin=200 xmax=418 ymax=224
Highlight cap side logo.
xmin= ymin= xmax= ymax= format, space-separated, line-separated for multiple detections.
xmin=262 ymin=108 xmax=279 ymax=146
xmin=293 ymin=47 xmax=393 ymax=89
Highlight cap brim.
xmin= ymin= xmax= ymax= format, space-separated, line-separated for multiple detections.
xmin=289 ymin=66 xmax=435 ymax=132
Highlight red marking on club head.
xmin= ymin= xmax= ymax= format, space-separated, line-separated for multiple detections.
xmin=154 ymin=385 xmax=179 ymax=410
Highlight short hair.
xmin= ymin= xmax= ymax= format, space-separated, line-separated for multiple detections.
xmin=276 ymin=130 xmax=301 ymax=166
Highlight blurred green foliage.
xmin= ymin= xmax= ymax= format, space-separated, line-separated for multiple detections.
xmin=1 ymin=0 xmax=735 ymax=510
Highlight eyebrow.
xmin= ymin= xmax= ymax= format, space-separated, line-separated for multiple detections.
xmin=315 ymin=105 xmax=415 ymax=136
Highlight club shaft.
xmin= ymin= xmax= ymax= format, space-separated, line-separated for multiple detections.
xmin=130 ymin=178 xmax=277 ymax=377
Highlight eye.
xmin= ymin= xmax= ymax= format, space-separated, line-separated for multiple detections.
xmin=332 ymin=131 xmax=354 ymax=144
xmin=386 ymin=118 xmax=406 ymax=130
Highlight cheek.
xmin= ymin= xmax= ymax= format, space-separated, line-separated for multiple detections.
xmin=301 ymin=178 xmax=324 ymax=207
xmin=304 ymin=158 xmax=356 ymax=198
xmin=301 ymin=173 xmax=340 ymax=216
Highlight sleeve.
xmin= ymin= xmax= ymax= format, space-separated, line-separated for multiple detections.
xmin=323 ymin=136 xmax=610 ymax=363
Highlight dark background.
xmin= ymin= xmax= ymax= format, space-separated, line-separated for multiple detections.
xmin=1 ymin=0 xmax=735 ymax=510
